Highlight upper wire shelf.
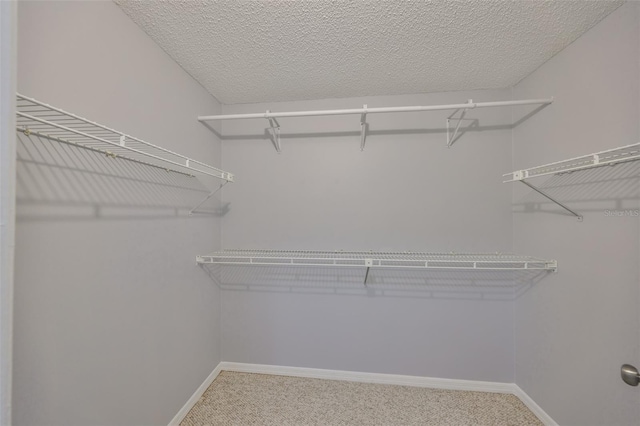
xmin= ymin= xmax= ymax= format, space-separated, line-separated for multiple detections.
xmin=15 ymin=94 xmax=234 ymax=181
xmin=198 ymin=97 xmax=553 ymax=152
xmin=504 ymin=142 xmax=640 ymax=183
xmin=196 ymin=250 xmax=557 ymax=271
xmin=504 ymin=143 xmax=640 ymax=220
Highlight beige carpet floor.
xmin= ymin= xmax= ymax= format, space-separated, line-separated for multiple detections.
xmin=180 ymin=371 xmax=543 ymax=425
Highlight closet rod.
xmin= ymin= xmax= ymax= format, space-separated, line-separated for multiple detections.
xmin=198 ymin=98 xmax=553 ymax=122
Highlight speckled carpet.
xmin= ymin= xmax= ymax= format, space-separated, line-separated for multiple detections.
xmin=180 ymin=371 xmax=542 ymax=425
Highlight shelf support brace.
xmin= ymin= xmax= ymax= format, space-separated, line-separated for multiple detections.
xmin=266 ymin=110 xmax=281 ymax=153
xmin=520 ymin=180 xmax=583 ymax=221
xmin=189 ymin=181 xmax=227 ymax=216
xmin=360 ymin=104 xmax=368 ymax=151
xmin=364 ymin=259 xmax=373 ymax=285
xmin=446 ymin=99 xmax=473 ymax=147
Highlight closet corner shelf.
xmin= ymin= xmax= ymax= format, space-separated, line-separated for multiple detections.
xmin=196 ymin=250 xmax=558 ymax=272
xmin=15 ymin=93 xmax=234 ymax=181
xmin=504 ymin=142 xmax=640 ymax=221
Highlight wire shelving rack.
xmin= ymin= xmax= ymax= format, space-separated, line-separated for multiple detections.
xmin=16 ymin=94 xmax=234 ymax=181
xmin=504 ymin=142 xmax=640 ymax=220
xmin=197 ymin=250 xmax=557 ymax=271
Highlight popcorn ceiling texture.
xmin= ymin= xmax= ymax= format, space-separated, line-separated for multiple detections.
xmin=115 ymin=1 xmax=622 ymax=104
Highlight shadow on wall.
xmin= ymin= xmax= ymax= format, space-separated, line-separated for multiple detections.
xmin=511 ymin=161 xmax=640 ymax=219
xmin=15 ymin=132 xmax=227 ymax=221
xmin=199 ymin=263 xmax=552 ymax=301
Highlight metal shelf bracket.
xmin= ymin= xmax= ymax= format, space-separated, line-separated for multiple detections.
xmin=266 ymin=110 xmax=281 ymax=153
xmin=520 ymin=180 xmax=583 ymax=222
xmin=363 ymin=258 xmax=373 ymax=285
xmin=446 ymin=99 xmax=473 ymax=147
xmin=189 ymin=181 xmax=228 ymax=216
xmin=360 ymin=104 xmax=368 ymax=151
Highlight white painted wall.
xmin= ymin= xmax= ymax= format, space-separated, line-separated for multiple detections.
xmin=218 ymin=90 xmax=522 ymax=382
xmin=13 ymin=2 xmax=637 ymax=424
xmin=13 ymin=2 xmax=223 ymax=425
xmin=0 ymin=1 xmax=17 ymax=425
xmin=512 ymin=3 xmax=640 ymax=425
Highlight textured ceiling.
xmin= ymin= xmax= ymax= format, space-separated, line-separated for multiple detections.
xmin=115 ymin=0 xmax=622 ymax=105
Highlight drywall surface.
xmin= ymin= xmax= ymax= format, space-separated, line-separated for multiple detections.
xmin=115 ymin=0 xmax=622 ymax=104
xmin=0 ymin=2 xmax=17 ymax=424
xmin=512 ymin=3 xmax=640 ymax=425
xmin=14 ymin=2 xmax=223 ymax=425
xmin=219 ymin=89 xmax=519 ymax=381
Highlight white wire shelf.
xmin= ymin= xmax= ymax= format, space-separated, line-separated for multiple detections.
xmin=196 ymin=250 xmax=557 ymax=271
xmin=504 ymin=142 xmax=640 ymax=183
xmin=504 ymin=143 xmax=640 ymax=220
xmin=199 ymin=97 xmax=553 ymax=151
xmin=16 ymin=94 xmax=234 ymax=181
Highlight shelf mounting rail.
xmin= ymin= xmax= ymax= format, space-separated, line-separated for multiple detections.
xmin=504 ymin=142 xmax=640 ymax=221
xmin=198 ymin=98 xmax=553 ymax=152
xmin=16 ymin=94 xmax=234 ymax=181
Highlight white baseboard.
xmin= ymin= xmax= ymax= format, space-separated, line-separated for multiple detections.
xmin=219 ymin=361 xmax=516 ymax=394
xmin=512 ymin=384 xmax=558 ymax=426
xmin=168 ymin=363 xmax=223 ymax=426
xmin=170 ymin=361 xmax=556 ymax=426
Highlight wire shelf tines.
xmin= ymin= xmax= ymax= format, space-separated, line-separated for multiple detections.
xmin=505 ymin=143 xmax=640 ymax=183
xmin=504 ymin=142 xmax=640 ymax=220
xmin=196 ymin=250 xmax=557 ymax=271
xmin=16 ymin=93 xmax=234 ymax=181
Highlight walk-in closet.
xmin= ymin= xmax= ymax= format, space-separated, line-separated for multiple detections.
xmin=1 ymin=1 xmax=639 ymax=425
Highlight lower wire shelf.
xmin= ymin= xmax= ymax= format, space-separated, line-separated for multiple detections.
xmin=196 ymin=250 xmax=558 ymax=271
xmin=196 ymin=250 xmax=558 ymax=300
xmin=196 ymin=249 xmax=557 ymax=271
xmin=197 ymin=250 xmax=556 ymax=295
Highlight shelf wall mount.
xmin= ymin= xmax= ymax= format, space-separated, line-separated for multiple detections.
xmin=360 ymin=104 xmax=368 ymax=151
xmin=265 ymin=110 xmax=281 ymax=153
xmin=505 ymin=142 xmax=640 ymax=221
xmin=199 ymin=98 xmax=554 ymax=152
xmin=446 ymin=99 xmax=471 ymax=147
